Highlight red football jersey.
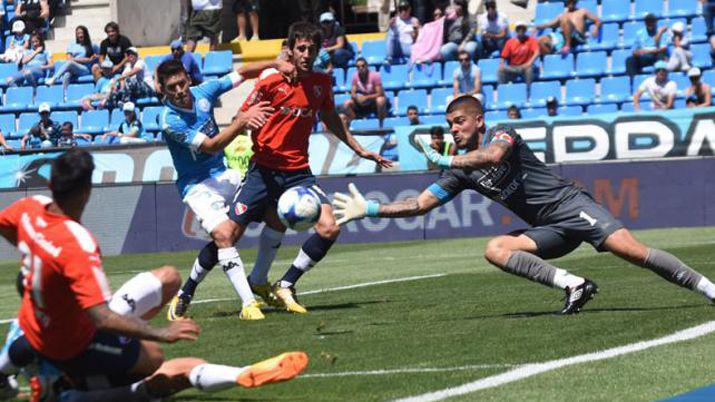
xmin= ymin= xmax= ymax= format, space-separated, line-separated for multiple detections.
xmin=0 ymin=196 xmax=112 ymax=360
xmin=242 ymin=71 xmax=334 ymax=171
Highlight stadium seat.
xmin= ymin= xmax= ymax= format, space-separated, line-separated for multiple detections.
xmin=529 ymin=80 xmax=561 ymax=107
xmin=350 ymin=118 xmax=379 ymax=130
xmin=6 ymin=139 xmax=21 ymax=148
xmin=584 ymin=23 xmax=620 ymax=51
xmin=632 ymin=74 xmax=650 ymax=92
xmin=410 ymin=63 xmax=439 ymax=88
xmin=702 ymin=70 xmax=715 ymax=92
xmin=64 ymin=83 xmax=94 ymax=109
xmin=477 ymin=58 xmax=500 ymax=84
xmin=495 ymin=83 xmax=528 ymax=109
xmin=79 ymin=109 xmax=109 ymax=134
xmin=540 ymin=54 xmax=574 ymax=80
xmin=481 ymin=84 xmax=494 ymax=110
xmin=521 ymin=107 xmax=547 ymax=119
xmin=1 ymin=87 xmax=33 ymax=113
xmin=420 ymin=114 xmax=446 ymax=125
xmin=144 ymin=55 xmax=165 ymax=75
xmin=17 ymin=113 xmax=37 ymax=136
xmin=666 ymin=0 xmax=699 ymax=17
xmin=109 ymin=108 xmax=123 ymax=130
xmin=332 ymin=68 xmax=346 ymax=92
xmin=202 ymin=50 xmax=232 ymax=76
xmin=430 ymin=87 xmax=453 ymax=113
xmin=633 ymin=0 xmax=663 ymax=19
xmin=669 ymin=72 xmax=690 ymax=96
xmin=51 ymin=111 xmax=78 ymax=128
xmin=534 ymin=2 xmax=562 ymax=26
xmin=691 ymin=18 xmax=708 ymax=43
xmin=557 ymin=105 xmax=583 ymax=116
xmin=608 ymin=49 xmax=630 ymax=76
xmin=35 ymin=86 xmax=64 ymax=109
xmin=396 ymin=89 xmax=429 ymax=115
xmin=342 ymin=67 xmax=357 ymax=92
xmin=0 ymin=113 xmax=14 ymax=136
xmin=75 ymin=136 xmax=92 ymax=147
xmin=691 ymin=44 xmax=713 ymax=69
xmin=574 ymin=51 xmax=607 ymax=78
xmin=334 ymin=93 xmax=350 ymax=109
xmin=485 ymin=110 xmax=508 ymax=121
xmin=361 ymin=40 xmax=387 ymax=65
xmin=440 ymin=61 xmax=460 ymax=86
xmin=600 ymin=0 xmax=631 ymax=23
xmin=382 ymin=116 xmax=409 ymax=128
xmin=380 ymin=64 xmax=410 ymax=90
xmin=599 ymin=76 xmax=631 ymax=103
xmin=348 ymin=41 xmax=358 ymax=66
xmin=622 ymin=22 xmax=641 ymax=48
xmin=142 ymin=106 xmax=163 ymax=132
xmin=578 ymin=0 xmax=598 ymax=15
xmin=587 ymin=103 xmax=619 ymax=114
xmin=621 ymin=101 xmax=652 ymax=111
xmin=565 ymin=79 xmax=596 ymax=105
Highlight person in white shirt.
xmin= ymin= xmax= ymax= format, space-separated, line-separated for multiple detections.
xmin=476 ymin=0 xmax=509 ymax=58
xmin=116 ymin=47 xmax=153 ymax=102
xmin=384 ymin=0 xmax=420 ymax=63
xmin=452 ymin=50 xmax=482 ymax=102
xmin=633 ymin=61 xmax=677 ymax=111
xmin=666 ymin=22 xmax=692 ymax=72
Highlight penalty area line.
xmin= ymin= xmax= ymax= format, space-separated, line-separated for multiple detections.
xmin=393 ymin=320 xmax=715 ymax=402
xmin=300 ymin=364 xmax=519 ymax=378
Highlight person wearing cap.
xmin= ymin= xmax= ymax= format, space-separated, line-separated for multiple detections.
xmin=535 ymin=0 xmax=601 ymax=55
xmin=15 ymin=0 xmax=49 ymax=34
xmin=317 ymin=12 xmax=354 ymax=70
xmin=46 ymin=25 xmax=98 ymax=86
xmin=186 ymin=0 xmax=222 ymax=53
xmin=233 ymin=0 xmax=259 ymax=42
xmin=102 ymin=102 xmax=147 ymax=144
xmin=7 ymin=32 xmax=49 ymax=87
xmin=498 ymin=20 xmax=539 ymax=88
xmin=22 ymin=103 xmax=62 ymax=150
xmin=92 ymin=21 xmax=133 ymax=80
xmin=546 ymin=96 xmax=559 ymax=117
xmin=633 ymin=60 xmax=677 ymax=111
xmin=477 ymin=0 xmax=509 ymax=59
xmin=626 ymin=13 xmax=668 ymax=76
xmin=440 ymin=0 xmax=478 ymax=61
xmin=384 ymin=0 xmax=420 ymax=64
xmin=81 ymin=58 xmax=121 ymax=110
xmin=115 ymin=47 xmax=154 ymax=102
xmin=162 ymin=40 xmax=203 ymax=85
xmin=0 ymin=20 xmax=29 ymax=63
xmin=684 ymin=67 xmax=711 ymax=108
xmin=666 ymin=22 xmax=692 ymax=72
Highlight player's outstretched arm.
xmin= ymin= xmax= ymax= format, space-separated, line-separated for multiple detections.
xmin=198 ymin=101 xmax=273 ymax=154
xmin=332 ymin=183 xmax=440 ymax=225
xmin=237 ymin=59 xmax=296 ymax=81
xmin=321 ymin=109 xmax=393 ymax=168
xmin=87 ymin=303 xmax=200 ymax=343
xmin=417 ymin=137 xmax=511 ymax=169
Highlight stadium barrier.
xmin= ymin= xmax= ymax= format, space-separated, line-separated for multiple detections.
xmin=1 ymin=156 xmax=713 ymax=260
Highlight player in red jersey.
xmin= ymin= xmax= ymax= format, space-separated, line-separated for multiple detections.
xmin=0 ymin=149 xmax=307 ymax=401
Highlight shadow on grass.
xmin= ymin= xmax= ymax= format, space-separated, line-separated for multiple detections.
xmin=465 ymin=303 xmax=705 ymax=320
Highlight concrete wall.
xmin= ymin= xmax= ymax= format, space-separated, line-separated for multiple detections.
xmin=110 ymin=0 xmax=183 ymax=46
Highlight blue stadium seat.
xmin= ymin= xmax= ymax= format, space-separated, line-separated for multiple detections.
xmin=16 ymin=113 xmax=37 ymax=136
xmin=142 ymin=106 xmax=162 ymax=132
xmin=529 ymin=80 xmax=560 ymax=107
xmin=410 ymin=63 xmax=439 ymax=88
xmin=64 ymin=84 xmax=94 ymax=109
xmin=478 ymin=58 xmax=500 ymax=84
xmin=396 ymin=89 xmax=429 ymax=115
xmin=51 ymin=111 xmax=78 ymax=128
xmin=584 ymin=23 xmax=620 ymax=51
xmin=350 ymin=118 xmax=379 ymax=130
xmin=332 ymin=68 xmax=346 ymax=92
xmin=380 ymin=64 xmax=410 ymax=90
xmin=341 ymin=67 xmax=357 ymax=92
xmin=109 ymin=108 xmax=123 ymax=130
xmin=440 ymin=61 xmax=460 ymax=86
xmin=0 ymin=112 xmax=13 ymax=135
xmin=565 ymin=79 xmax=596 ymax=105
xmin=420 ymin=114 xmax=446 ymax=125
xmin=35 ymin=86 xmax=64 ymax=109
xmin=578 ymin=0 xmax=598 ymax=15
xmin=608 ymin=49 xmax=630 ymax=76
xmin=481 ymin=84 xmax=494 ymax=110
xmin=669 ymin=72 xmax=690 ymax=96
xmin=599 ymin=76 xmax=631 ymax=103
xmin=495 ymin=83 xmax=528 ymax=109
xmin=666 ymin=0 xmax=699 ymax=17
xmin=382 ymin=116 xmax=409 ymax=128
xmin=430 ymin=87 xmax=453 ymax=113
xmin=622 ymin=22 xmax=641 ymax=48
xmin=334 ymin=93 xmax=350 ymax=108
xmin=621 ymin=101 xmax=652 ymax=111
xmin=587 ymin=103 xmax=619 ymax=114
xmin=633 ymin=0 xmax=663 ymax=19
xmin=558 ymin=105 xmax=583 ymax=116
xmin=6 ymin=139 xmax=21 ymax=148
xmin=540 ymin=54 xmax=574 ymax=80
xmin=575 ymin=51 xmax=607 ymax=78
xmin=691 ymin=17 xmax=708 ymax=43
xmin=145 ymin=55 xmax=165 ymax=75
xmin=534 ymin=2 xmax=562 ymax=25
xmin=202 ymin=51 xmax=232 ymax=76
xmin=632 ymin=74 xmax=650 ymax=92
xmin=1 ymin=87 xmax=33 ymax=113
xmin=485 ymin=110 xmax=508 ymax=121
xmin=361 ymin=40 xmax=387 ymax=65
xmin=80 ymin=109 xmax=109 ymax=134
xmin=702 ymin=70 xmax=715 ymax=92
xmin=600 ymin=0 xmax=631 ymax=23
xmin=521 ymin=107 xmax=547 ymax=119
xmin=75 ymin=136 xmax=93 ymax=147
xmin=691 ymin=44 xmax=713 ymax=68
xmin=348 ymin=41 xmax=358 ymax=66
xmin=154 ymin=132 xmax=164 ymax=142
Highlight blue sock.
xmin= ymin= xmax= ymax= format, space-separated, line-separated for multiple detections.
xmin=181 ymin=242 xmax=218 ymax=298
xmin=279 ymin=234 xmax=335 ymax=288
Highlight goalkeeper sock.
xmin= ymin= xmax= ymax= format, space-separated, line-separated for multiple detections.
xmin=503 ymin=251 xmax=567 ymax=288
xmin=219 ymin=247 xmax=256 ymax=306
xmin=189 ymin=363 xmax=246 ymax=392
xmin=108 ymin=272 xmax=163 ymax=317
xmin=279 ymin=234 xmax=335 ymax=288
xmin=643 ymin=248 xmax=703 ymax=291
xmin=180 ymin=242 xmax=218 ymax=299
xmin=249 ymin=226 xmax=284 ymax=285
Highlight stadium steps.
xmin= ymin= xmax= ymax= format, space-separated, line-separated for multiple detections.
xmin=45 ymin=0 xmax=112 ymax=56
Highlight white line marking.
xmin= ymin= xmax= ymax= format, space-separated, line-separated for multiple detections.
xmin=394 ymin=320 xmax=715 ymax=402
xmin=191 ymin=273 xmax=446 ymax=305
xmin=300 ymin=364 xmax=518 ymax=378
xmin=0 ymin=318 xmax=14 ymax=325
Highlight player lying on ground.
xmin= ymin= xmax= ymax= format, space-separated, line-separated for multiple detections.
xmin=332 ymin=95 xmax=715 ymax=314
xmin=157 ymin=57 xmax=297 ymax=321
xmin=172 ymin=21 xmax=392 ymax=317
xmin=0 ymin=149 xmax=308 ymax=401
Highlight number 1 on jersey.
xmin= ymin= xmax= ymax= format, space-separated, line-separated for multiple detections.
xmin=579 ymin=211 xmax=598 ymax=227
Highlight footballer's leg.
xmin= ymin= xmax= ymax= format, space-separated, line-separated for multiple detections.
xmin=111 ymin=266 xmax=181 ymax=320
xmin=248 ymin=209 xmax=286 ymax=307
xmin=168 ymin=242 xmax=218 ymax=320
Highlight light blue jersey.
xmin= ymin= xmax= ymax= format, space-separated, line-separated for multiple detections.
xmin=161 ymin=72 xmax=242 ymax=198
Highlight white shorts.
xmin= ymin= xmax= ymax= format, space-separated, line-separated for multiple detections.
xmin=183 ymin=169 xmax=243 ymax=234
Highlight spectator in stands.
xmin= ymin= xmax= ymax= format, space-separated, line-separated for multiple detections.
xmin=116 ymin=47 xmax=154 ymax=103
xmin=666 ymin=22 xmax=692 ymax=72
xmin=384 ymin=0 xmax=420 ymax=64
xmin=0 ymin=21 xmax=29 ymax=63
xmin=507 ymin=105 xmax=521 ymax=120
xmin=92 ymin=22 xmax=133 ymax=81
xmin=701 ymin=0 xmax=715 ymax=36
xmin=476 ymin=0 xmax=509 ymax=59
xmin=440 ymin=0 xmax=477 ymax=61
xmin=57 ymin=121 xmax=92 ymax=147
xmin=102 ymin=102 xmax=147 ymax=144
xmin=537 ymin=31 xmax=565 ymax=55
xmin=21 ymin=102 xmax=61 ymax=149
xmin=15 ymin=0 xmax=49 ymax=34
xmin=0 ymin=131 xmax=14 ymax=151
xmin=546 ymin=96 xmax=558 ymax=117
xmin=317 ymin=12 xmax=354 ymax=70
xmin=429 ymin=125 xmax=455 ymax=157
xmin=186 ymin=0 xmax=222 ymax=52
xmin=7 ymin=32 xmax=49 ymax=87
xmin=685 ymin=67 xmax=712 ymax=108
xmin=633 ymin=61 xmax=676 ymax=111
xmin=233 ymin=0 xmax=259 ymax=42
xmin=535 ymin=0 xmax=600 ymax=55
xmin=46 ymin=25 xmax=98 ymax=87
xmin=407 ymin=105 xmax=421 ymax=125
xmin=82 ymin=58 xmax=120 ymax=110
xmin=163 ymin=40 xmax=203 ymax=85
xmin=498 ymin=21 xmax=539 ymax=87
xmin=452 ymin=49 xmax=482 ymax=101
xmin=342 ymin=57 xmax=389 ymax=126
xmin=626 ymin=13 xmax=668 ymax=76
xmin=409 ymin=6 xmax=445 ymax=65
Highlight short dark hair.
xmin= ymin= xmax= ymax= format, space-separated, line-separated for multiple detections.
xmin=355 ymin=57 xmax=367 ymax=65
xmin=156 ymin=59 xmax=188 ymax=88
xmin=50 ymin=149 xmax=94 ymax=202
xmin=507 ymin=104 xmax=521 ymax=118
xmin=62 ymin=121 xmax=73 ymax=130
xmin=458 ymin=50 xmax=470 ymax=58
xmin=407 ymin=105 xmax=419 ymax=113
xmin=287 ymin=21 xmax=322 ymax=50
xmin=446 ymin=95 xmax=484 ymax=116
xmin=104 ymin=21 xmax=119 ymax=33
xmin=430 ymin=126 xmax=444 ymax=137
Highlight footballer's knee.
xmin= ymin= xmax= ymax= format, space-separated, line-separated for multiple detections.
xmin=211 ymin=220 xmax=239 ymax=248
xmin=152 ymin=265 xmax=181 ymax=303
xmin=484 ymin=237 xmax=513 ymax=267
xmin=132 ymin=341 xmax=165 ymax=377
xmin=315 ymin=217 xmax=340 ymax=240
xmin=603 ymin=228 xmax=649 ymax=264
xmin=145 ymin=357 xmax=207 ymax=396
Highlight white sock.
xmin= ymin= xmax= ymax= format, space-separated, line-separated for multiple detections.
xmin=189 ymin=363 xmax=247 ymax=392
xmin=551 ymin=268 xmax=585 ymax=290
xmin=697 ymin=277 xmax=715 ymax=300
xmin=108 ymin=272 xmax=163 ymax=317
xmin=218 ymin=247 xmax=256 ymax=306
xmin=190 ymin=259 xmax=211 ymax=283
xmin=249 ymin=226 xmax=285 ymax=285
xmin=292 ymin=249 xmax=316 ymax=272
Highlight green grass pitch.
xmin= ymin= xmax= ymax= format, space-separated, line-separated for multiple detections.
xmin=2 ymin=226 xmax=715 ymax=401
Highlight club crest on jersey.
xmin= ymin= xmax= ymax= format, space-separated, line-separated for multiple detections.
xmin=491 ymin=130 xmax=515 ymax=145
xmin=234 ymin=203 xmax=248 ymax=216
xmin=198 ymin=98 xmax=211 ymax=113
xmin=313 ymin=85 xmax=322 ymax=98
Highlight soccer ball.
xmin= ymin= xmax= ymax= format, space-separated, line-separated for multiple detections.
xmin=277 ymin=186 xmax=322 ymax=231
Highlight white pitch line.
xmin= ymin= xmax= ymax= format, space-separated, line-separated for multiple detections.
xmin=191 ymin=273 xmax=446 ymax=305
xmin=394 ymin=320 xmax=715 ymax=402
xmin=300 ymin=364 xmax=518 ymax=378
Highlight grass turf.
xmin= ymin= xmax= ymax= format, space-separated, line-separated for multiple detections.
xmin=2 ymin=226 xmax=715 ymax=401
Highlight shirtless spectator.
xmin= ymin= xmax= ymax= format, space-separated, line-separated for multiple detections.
xmin=535 ymin=0 xmax=600 ymax=54
xmin=684 ymin=67 xmax=712 ymax=108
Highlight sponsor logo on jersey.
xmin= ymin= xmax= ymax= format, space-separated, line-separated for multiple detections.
xmin=197 ymin=98 xmax=211 ymax=113
xmin=234 ymin=203 xmax=248 ymax=216
xmin=477 ymin=162 xmax=511 ymax=192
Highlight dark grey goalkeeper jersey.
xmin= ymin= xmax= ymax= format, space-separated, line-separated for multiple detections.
xmin=428 ymin=126 xmax=582 ymax=225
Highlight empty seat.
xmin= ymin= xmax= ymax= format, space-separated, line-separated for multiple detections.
xmin=633 ymin=0 xmax=664 ymax=19
xmin=669 ymin=72 xmax=690 ymax=96
xmin=622 ymin=22 xmax=641 ymax=48
xmin=477 ymin=58 xmax=500 ymax=84
xmin=585 ymin=23 xmax=620 ymax=51
xmin=666 ymin=0 xmax=699 ymax=17
xmin=51 ymin=111 xmax=78 ymax=128
xmin=600 ymin=76 xmax=631 ymax=103
xmin=382 ymin=116 xmax=409 ymax=128
xmin=144 ymin=55 xmax=165 ymax=75
xmin=332 ymin=68 xmax=346 ymax=92
xmin=64 ymin=83 xmax=94 ymax=108
xmin=16 ymin=112 xmax=37 ymax=136
xmin=35 ymin=86 xmax=63 ymax=109
xmin=0 ymin=113 xmax=13 ymax=135
xmin=411 ymin=63 xmax=440 ymax=88
xmin=341 ymin=67 xmax=358 ymax=92
xmin=587 ymin=103 xmax=619 ymax=114
xmin=109 ymin=108 xmax=123 ymax=130
xmin=430 ymin=87 xmax=453 ymax=113
xmin=2 ymin=87 xmax=33 ymax=113
xmin=396 ymin=89 xmax=429 ymax=115
xmin=420 ymin=114 xmax=446 ymax=125
xmin=575 ymin=51 xmax=607 ymax=77
xmin=608 ymin=49 xmax=631 ymax=76
xmin=0 ymin=62 xmax=18 ymax=84
xmin=600 ymin=0 xmax=631 ymax=23
xmin=79 ymin=109 xmax=109 ymax=134
xmin=380 ymin=64 xmax=410 ymax=90
xmin=495 ymin=83 xmax=528 ymax=109
xmin=534 ymin=2 xmax=562 ymax=26
xmin=540 ymin=54 xmax=574 ymax=80
xmin=691 ymin=44 xmax=712 ymax=69
xmin=202 ymin=51 xmax=232 ymax=76
xmin=361 ymin=40 xmax=387 ymax=65
xmin=142 ymin=106 xmax=163 ymax=132
xmin=350 ymin=118 xmax=379 ymax=130
xmin=482 ymin=85 xmax=495 ymax=109
xmin=565 ymin=79 xmax=596 ymax=105
xmin=440 ymin=61 xmax=460 ymax=86
xmin=521 ymin=107 xmax=548 ymax=119
xmin=557 ymin=105 xmax=583 ymax=116
xmin=529 ymin=80 xmax=561 ymax=107
xmin=485 ymin=110 xmax=508 ymax=121
xmin=691 ymin=17 xmax=708 ymax=43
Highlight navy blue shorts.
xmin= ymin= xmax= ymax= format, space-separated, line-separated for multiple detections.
xmin=229 ymin=162 xmax=330 ymax=226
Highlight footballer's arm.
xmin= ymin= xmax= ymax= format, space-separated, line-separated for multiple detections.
xmin=86 ymin=303 xmax=199 ymax=343
xmin=375 ymin=189 xmax=441 ymax=218
xmin=321 ymin=109 xmax=393 ymax=167
xmin=237 ymin=59 xmax=296 ymax=80
xmin=332 ymin=183 xmax=442 ymax=225
xmin=450 ymin=140 xmax=512 ymax=169
xmin=197 ymin=101 xmax=273 ymax=154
